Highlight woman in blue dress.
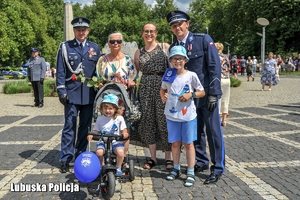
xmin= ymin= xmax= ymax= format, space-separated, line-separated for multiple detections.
xmin=260 ymin=52 xmax=279 ymax=91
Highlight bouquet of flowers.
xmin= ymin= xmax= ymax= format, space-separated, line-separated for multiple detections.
xmin=71 ymin=72 xmax=107 ymax=90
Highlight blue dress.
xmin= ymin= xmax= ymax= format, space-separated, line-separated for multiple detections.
xmin=260 ymin=58 xmax=279 ymax=86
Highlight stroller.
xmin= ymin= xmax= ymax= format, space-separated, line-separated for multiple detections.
xmin=87 ymin=82 xmax=138 ymax=199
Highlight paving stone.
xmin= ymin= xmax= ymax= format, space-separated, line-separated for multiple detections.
xmin=0 ymin=116 xmax=28 ymax=124
xmin=21 ymin=115 xmax=64 ymax=125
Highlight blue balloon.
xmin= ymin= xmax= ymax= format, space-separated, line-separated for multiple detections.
xmin=74 ymin=151 xmax=101 ymax=183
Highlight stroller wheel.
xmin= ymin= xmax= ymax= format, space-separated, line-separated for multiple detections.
xmin=129 ymin=159 xmax=135 ymax=181
xmin=101 ymin=171 xmax=116 ymax=199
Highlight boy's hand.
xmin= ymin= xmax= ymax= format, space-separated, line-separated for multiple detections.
xmin=161 ymin=93 xmax=168 ymax=103
xmin=87 ymin=135 xmax=93 ymax=142
xmin=179 ymin=93 xmax=191 ymax=102
xmin=123 ymin=132 xmax=129 ymax=140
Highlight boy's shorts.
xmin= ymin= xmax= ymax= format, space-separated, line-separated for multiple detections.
xmin=96 ymin=141 xmax=125 ymax=152
xmin=166 ymin=118 xmax=197 ymax=144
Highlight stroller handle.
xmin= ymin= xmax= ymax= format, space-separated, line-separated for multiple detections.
xmin=87 ymin=132 xmax=124 ymax=141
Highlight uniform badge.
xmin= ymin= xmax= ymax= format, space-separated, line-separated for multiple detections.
xmin=88 ymin=48 xmax=97 ymax=57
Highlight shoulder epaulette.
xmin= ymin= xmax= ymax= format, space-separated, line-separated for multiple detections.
xmin=87 ymin=40 xmax=99 ymax=46
xmin=193 ymin=33 xmax=205 ymax=36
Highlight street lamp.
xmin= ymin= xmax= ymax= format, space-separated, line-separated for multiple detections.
xmin=206 ymin=27 xmax=208 ymax=34
xmin=224 ymin=42 xmax=230 ymax=59
xmin=257 ymin=18 xmax=269 ymax=64
xmin=256 ymin=32 xmax=263 ymax=63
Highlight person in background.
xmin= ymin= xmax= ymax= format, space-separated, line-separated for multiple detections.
xmin=239 ymin=56 xmax=246 ymax=76
xmin=215 ymin=43 xmax=230 ymax=127
xmin=166 ymin=10 xmax=225 ymax=184
xmin=231 ymin=55 xmax=238 ymax=79
xmin=56 ymin=17 xmax=101 ymax=173
xmin=133 ymin=22 xmax=173 ymax=170
xmin=160 ymin=45 xmax=205 ymax=187
xmin=260 ymin=52 xmax=279 ymax=91
xmin=246 ymin=56 xmax=254 ymax=81
xmin=27 ymin=48 xmax=47 ymax=108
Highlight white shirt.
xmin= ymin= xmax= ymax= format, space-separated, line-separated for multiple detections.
xmin=161 ymin=71 xmax=203 ymax=122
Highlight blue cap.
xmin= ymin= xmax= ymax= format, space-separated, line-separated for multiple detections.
xmin=31 ymin=48 xmax=39 ymax=52
xmin=166 ymin=10 xmax=190 ymax=26
xmin=101 ymin=94 xmax=119 ymax=108
xmin=169 ymin=45 xmax=189 ymax=61
xmin=71 ymin=17 xmax=90 ymax=28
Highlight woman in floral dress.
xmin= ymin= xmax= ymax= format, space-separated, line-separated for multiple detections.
xmin=96 ymin=32 xmax=137 ymax=87
xmin=96 ymin=32 xmax=137 ymax=155
xmin=134 ymin=22 xmax=173 ymax=170
xmin=260 ymin=52 xmax=279 ymax=91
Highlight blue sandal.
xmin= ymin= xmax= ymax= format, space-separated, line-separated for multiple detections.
xmin=166 ymin=168 xmax=180 ymax=181
xmin=184 ymin=174 xmax=195 ymax=187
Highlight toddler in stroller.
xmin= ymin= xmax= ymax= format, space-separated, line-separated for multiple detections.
xmin=87 ymin=83 xmax=136 ymax=199
xmin=87 ymin=93 xmax=128 ymax=176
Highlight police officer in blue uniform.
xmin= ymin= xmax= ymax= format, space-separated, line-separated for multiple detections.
xmin=56 ymin=17 xmax=101 ymax=173
xmin=27 ymin=48 xmax=47 ymax=108
xmin=166 ymin=10 xmax=225 ymax=184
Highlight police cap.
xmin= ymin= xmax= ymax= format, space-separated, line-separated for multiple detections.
xmin=166 ymin=10 xmax=190 ymax=26
xmin=31 ymin=48 xmax=39 ymax=52
xmin=71 ymin=17 xmax=90 ymax=29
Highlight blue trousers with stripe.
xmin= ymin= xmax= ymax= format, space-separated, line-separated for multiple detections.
xmin=194 ymin=102 xmax=225 ymax=175
xmin=60 ymin=103 xmax=93 ymax=163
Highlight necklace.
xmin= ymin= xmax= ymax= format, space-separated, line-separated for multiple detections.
xmin=145 ymin=42 xmax=157 ymax=52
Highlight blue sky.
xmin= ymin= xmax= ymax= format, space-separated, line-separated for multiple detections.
xmin=67 ymin=0 xmax=195 ymax=12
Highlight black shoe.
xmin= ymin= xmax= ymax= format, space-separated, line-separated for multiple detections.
xmin=38 ymin=104 xmax=43 ymax=108
xmin=59 ymin=162 xmax=70 ymax=173
xmin=34 ymin=103 xmax=39 ymax=107
xmin=252 ymin=78 xmax=254 ymax=81
xmin=194 ymin=165 xmax=209 ymax=172
xmin=204 ymin=173 xmax=221 ymax=184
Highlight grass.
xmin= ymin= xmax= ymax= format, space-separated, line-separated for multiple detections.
xmin=230 ymin=77 xmax=242 ymax=87
xmin=3 ymin=79 xmax=58 ymax=97
xmin=279 ymin=71 xmax=300 ymax=76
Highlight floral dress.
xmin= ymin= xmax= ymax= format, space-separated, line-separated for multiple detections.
xmin=96 ymin=55 xmax=137 ymax=86
xmin=260 ymin=58 xmax=279 ymax=86
xmin=136 ymin=44 xmax=171 ymax=151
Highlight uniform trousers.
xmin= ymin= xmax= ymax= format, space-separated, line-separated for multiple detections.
xmin=194 ymin=94 xmax=225 ymax=175
xmin=60 ymin=103 xmax=93 ymax=163
xmin=31 ymin=81 xmax=44 ymax=104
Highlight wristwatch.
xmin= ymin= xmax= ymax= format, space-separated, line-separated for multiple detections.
xmin=191 ymin=92 xmax=196 ymax=99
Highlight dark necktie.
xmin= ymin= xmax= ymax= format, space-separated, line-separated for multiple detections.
xmin=79 ymin=43 xmax=83 ymax=54
xmin=180 ymin=41 xmax=185 ymax=46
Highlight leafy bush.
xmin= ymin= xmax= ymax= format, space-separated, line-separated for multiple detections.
xmin=44 ymin=79 xmax=58 ymax=97
xmin=230 ymin=77 xmax=242 ymax=87
xmin=3 ymin=80 xmax=32 ymax=94
xmin=3 ymin=79 xmax=57 ymax=97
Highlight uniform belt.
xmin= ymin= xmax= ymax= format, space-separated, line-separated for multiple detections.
xmin=143 ymin=72 xmax=164 ymax=76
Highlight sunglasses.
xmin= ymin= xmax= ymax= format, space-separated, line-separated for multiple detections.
xmin=109 ymin=40 xmax=122 ymax=44
xmin=143 ymin=30 xmax=156 ymax=34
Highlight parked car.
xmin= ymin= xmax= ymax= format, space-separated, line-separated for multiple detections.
xmin=17 ymin=67 xmax=28 ymax=77
xmin=0 ymin=67 xmax=25 ymax=79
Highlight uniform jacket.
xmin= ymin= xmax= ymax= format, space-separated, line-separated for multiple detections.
xmin=56 ymin=38 xmax=101 ymax=105
xmin=27 ymin=56 xmax=47 ymax=81
xmin=170 ymin=32 xmax=222 ymax=108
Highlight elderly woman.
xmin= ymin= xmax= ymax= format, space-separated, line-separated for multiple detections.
xmin=215 ymin=42 xmax=230 ymax=126
xmin=96 ymin=32 xmax=137 ymax=156
xmin=133 ymin=22 xmax=173 ymax=170
xmin=96 ymin=32 xmax=137 ymax=87
xmin=261 ymin=52 xmax=279 ymax=91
